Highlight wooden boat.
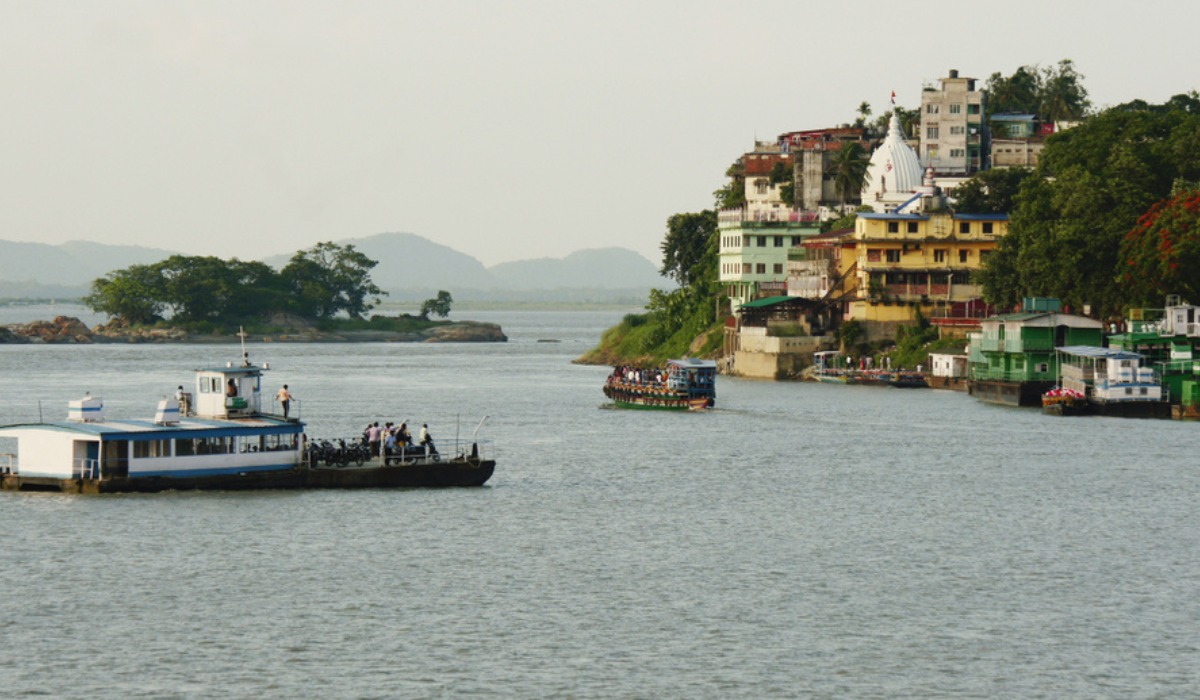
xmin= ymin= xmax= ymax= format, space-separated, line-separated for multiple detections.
xmin=0 ymin=352 xmax=495 ymax=493
xmin=603 ymin=358 xmax=716 ymax=410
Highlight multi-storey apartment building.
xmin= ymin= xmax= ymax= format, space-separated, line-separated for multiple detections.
xmin=920 ymin=69 xmax=986 ymax=175
xmin=848 ymin=210 xmax=1007 ymax=324
xmin=778 ymin=127 xmax=870 ymax=210
xmin=718 ymin=210 xmax=820 ymax=313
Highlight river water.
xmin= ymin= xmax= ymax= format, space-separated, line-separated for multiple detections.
xmin=1 ymin=309 xmax=1198 ymax=698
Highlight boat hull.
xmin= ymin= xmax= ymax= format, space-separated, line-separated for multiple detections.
xmin=969 ymin=379 xmax=1052 ymax=407
xmin=609 ymin=396 xmax=711 ymax=411
xmin=1 ymin=459 xmax=495 ymax=494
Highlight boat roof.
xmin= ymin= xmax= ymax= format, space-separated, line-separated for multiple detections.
xmin=981 ymin=312 xmax=1103 ymax=328
xmin=1056 ymin=346 xmax=1143 ymax=360
xmin=667 ymin=358 xmax=717 ymax=370
xmin=0 ymin=416 xmax=301 ymax=440
xmin=194 ymin=364 xmax=264 ymax=375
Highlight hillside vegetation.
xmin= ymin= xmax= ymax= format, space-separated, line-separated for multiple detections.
xmin=578 ymin=212 xmax=723 ymax=367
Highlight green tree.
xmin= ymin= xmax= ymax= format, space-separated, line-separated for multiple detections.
xmin=854 ymin=101 xmax=872 ymax=128
xmin=83 ymin=263 xmax=167 ymax=324
xmin=713 ymin=162 xmax=746 ymax=210
xmin=1039 ymin=59 xmax=1091 ymax=122
xmin=979 ymin=100 xmax=1200 ymax=316
xmin=986 ymin=65 xmax=1042 ymax=117
xmin=280 ymin=242 xmax=384 ymax=319
xmin=829 ymin=141 xmax=869 ymax=207
xmin=420 ymin=290 xmax=454 ymax=319
xmin=157 ymin=255 xmax=238 ymax=321
xmin=952 ymin=168 xmax=1034 ymax=214
xmin=660 ymin=210 xmax=718 ymax=288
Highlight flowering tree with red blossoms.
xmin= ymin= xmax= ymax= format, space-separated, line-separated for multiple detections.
xmin=1119 ymin=190 xmax=1200 ymax=305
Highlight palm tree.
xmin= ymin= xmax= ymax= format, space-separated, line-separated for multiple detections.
xmin=829 ymin=142 xmax=870 ymax=208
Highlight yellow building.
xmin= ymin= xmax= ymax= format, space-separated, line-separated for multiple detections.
xmin=847 ymin=211 xmax=1007 ymax=323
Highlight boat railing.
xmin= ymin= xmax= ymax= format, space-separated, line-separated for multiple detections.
xmin=266 ymin=396 xmax=302 ymax=421
xmin=0 ymin=453 xmax=15 ymax=476
xmin=77 ymin=458 xmax=100 ymax=480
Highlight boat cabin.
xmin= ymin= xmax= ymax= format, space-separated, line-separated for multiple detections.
xmin=1056 ymin=346 xmax=1164 ymax=403
xmin=192 ymin=362 xmax=268 ymax=419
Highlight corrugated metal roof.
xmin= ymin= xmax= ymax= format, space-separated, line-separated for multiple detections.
xmin=738 ymin=295 xmax=796 ymax=308
xmin=0 ymin=417 xmax=300 ymax=439
xmin=1056 ymin=346 xmax=1143 ymax=360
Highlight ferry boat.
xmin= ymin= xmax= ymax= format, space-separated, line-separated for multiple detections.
xmin=603 ymin=358 xmax=716 ymax=410
xmin=1042 ymin=346 xmax=1171 ymax=419
xmin=0 ymin=353 xmax=495 ymax=493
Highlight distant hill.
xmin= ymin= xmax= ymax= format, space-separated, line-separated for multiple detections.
xmin=0 ymin=239 xmax=175 ymax=290
xmin=490 ymin=247 xmax=663 ymax=290
xmin=0 ymin=233 xmax=670 ymax=303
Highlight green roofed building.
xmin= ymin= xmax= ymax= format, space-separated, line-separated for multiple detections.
xmin=968 ymin=298 xmax=1104 ymax=406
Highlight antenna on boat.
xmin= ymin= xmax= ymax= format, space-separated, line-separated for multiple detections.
xmin=38 ymin=400 xmax=43 ymax=424
xmin=238 ymin=326 xmax=250 ymax=366
xmin=472 ymin=416 xmax=489 ymax=442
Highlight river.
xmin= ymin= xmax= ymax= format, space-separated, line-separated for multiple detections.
xmin=1 ymin=309 xmax=1198 ymax=698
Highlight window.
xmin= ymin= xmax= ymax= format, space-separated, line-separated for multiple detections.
xmin=967 ymin=104 xmax=981 ymax=115
xmin=934 ymin=249 xmax=947 ymax=263
xmin=887 ymin=221 xmax=900 ymax=233
xmin=757 ymin=236 xmax=766 ymax=247
xmin=774 ymin=237 xmax=783 ymax=247
xmin=927 ymin=127 xmax=939 ymax=139
xmin=982 ymin=222 xmax=994 ymax=234
xmin=949 ymin=104 xmax=962 ymax=114
xmin=755 ymin=180 xmax=768 ymax=195
xmin=742 ymin=263 xmax=751 ymax=274
xmin=926 ymin=104 xmax=939 ymax=114
xmin=756 ymin=263 xmax=766 ymax=274
xmin=773 ymin=263 xmax=783 ymax=274
xmin=950 ymin=125 xmax=965 ymax=135
xmin=950 ymin=148 xmax=965 ymax=158
xmin=959 ymin=249 xmax=970 ymax=263
xmin=907 ymin=222 xmax=918 ymax=233
xmin=959 ymin=222 xmax=971 ymax=234
xmin=886 ymin=250 xmax=901 ymax=263
xmin=791 ymin=236 xmax=801 ymax=247
xmin=133 ymin=440 xmax=171 ymax=459
xmin=927 ymin=146 xmax=939 ymax=160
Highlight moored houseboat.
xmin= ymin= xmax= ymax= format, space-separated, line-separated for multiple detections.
xmin=1043 ymin=346 xmax=1171 ymax=419
xmin=603 ymin=358 xmax=716 ymax=410
xmin=968 ymin=298 xmax=1104 ymax=407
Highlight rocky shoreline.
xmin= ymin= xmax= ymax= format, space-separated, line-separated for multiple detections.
xmin=0 ymin=316 xmax=507 ymax=344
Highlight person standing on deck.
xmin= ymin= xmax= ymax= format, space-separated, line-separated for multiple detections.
xmin=367 ymin=422 xmax=382 ymax=456
xmin=276 ymin=385 xmax=293 ymax=419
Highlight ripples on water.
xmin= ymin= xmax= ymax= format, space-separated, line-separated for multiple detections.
xmin=1 ymin=309 xmax=1199 ymax=698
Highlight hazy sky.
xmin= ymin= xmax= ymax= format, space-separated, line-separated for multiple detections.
xmin=2 ymin=1 xmax=1197 ymax=267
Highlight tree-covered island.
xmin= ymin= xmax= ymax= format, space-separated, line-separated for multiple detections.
xmin=1 ymin=243 xmax=505 ymax=343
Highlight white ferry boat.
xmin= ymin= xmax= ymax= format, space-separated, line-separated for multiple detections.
xmin=1044 ymin=346 xmax=1171 ymax=418
xmin=0 ymin=354 xmax=306 ymax=493
xmin=0 ymin=352 xmax=497 ymax=493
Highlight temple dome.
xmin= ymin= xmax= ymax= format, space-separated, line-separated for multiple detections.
xmin=861 ymin=111 xmax=924 ymax=211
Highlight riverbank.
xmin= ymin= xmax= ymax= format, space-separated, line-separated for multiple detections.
xmin=0 ymin=316 xmax=507 ymax=344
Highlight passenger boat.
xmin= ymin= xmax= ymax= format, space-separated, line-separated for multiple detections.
xmin=603 ymin=358 xmax=716 ymax=410
xmin=1042 ymin=346 xmax=1172 ymax=419
xmin=0 ymin=352 xmax=495 ymax=493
